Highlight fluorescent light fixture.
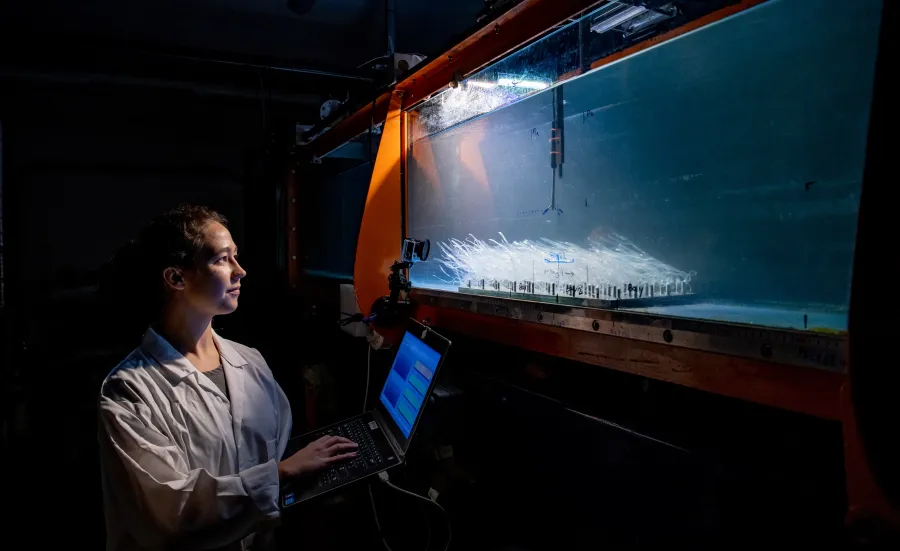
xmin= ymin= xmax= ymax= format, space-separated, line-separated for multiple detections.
xmin=466 ymin=80 xmax=497 ymax=89
xmin=590 ymin=4 xmax=647 ymax=34
xmin=497 ymin=77 xmax=549 ymax=90
xmin=622 ymin=4 xmax=677 ymax=35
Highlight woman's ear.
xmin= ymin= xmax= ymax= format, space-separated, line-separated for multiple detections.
xmin=163 ymin=267 xmax=185 ymax=291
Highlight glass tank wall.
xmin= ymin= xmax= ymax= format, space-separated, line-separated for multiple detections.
xmin=302 ymin=129 xmax=380 ymax=279
xmin=406 ymin=0 xmax=882 ymax=333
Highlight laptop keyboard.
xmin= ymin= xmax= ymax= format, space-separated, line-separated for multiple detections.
xmin=313 ymin=418 xmax=385 ymax=488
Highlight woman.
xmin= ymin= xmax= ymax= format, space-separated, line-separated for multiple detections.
xmin=99 ymin=205 xmax=357 ymax=551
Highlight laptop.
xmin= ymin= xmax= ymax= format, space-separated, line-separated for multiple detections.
xmin=280 ymin=318 xmax=451 ymax=508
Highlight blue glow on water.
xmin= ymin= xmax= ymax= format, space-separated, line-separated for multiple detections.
xmin=406 ymin=0 xmax=881 ymax=332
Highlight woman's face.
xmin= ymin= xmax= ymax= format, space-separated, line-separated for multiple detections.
xmin=179 ymin=221 xmax=246 ymax=317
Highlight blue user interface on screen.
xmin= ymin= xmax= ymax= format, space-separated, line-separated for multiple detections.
xmin=379 ymin=331 xmax=441 ymax=438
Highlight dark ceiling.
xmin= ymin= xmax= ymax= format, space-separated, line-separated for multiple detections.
xmin=0 ymin=0 xmax=487 ymax=72
xmin=0 ymin=0 xmax=498 ymax=125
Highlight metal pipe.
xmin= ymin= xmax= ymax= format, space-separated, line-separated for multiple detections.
xmin=386 ymin=0 xmax=397 ymax=58
xmin=385 ymin=0 xmax=397 ymax=84
xmin=0 ymin=69 xmax=322 ymax=105
xmin=156 ymin=53 xmax=374 ymax=83
xmin=0 ymin=121 xmax=4 ymax=309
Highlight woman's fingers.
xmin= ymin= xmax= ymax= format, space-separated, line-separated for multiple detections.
xmin=325 ymin=452 xmax=358 ymax=463
xmin=326 ymin=442 xmax=359 ymax=455
xmin=314 ymin=435 xmax=356 ymax=449
xmin=320 ymin=435 xmax=342 ymax=447
xmin=325 ymin=436 xmax=355 ymax=447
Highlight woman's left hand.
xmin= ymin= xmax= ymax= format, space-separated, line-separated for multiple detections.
xmin=278 ymin=436 xmax=358 ymax=479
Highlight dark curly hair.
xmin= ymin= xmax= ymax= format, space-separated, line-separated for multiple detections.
xmin=101 ymin=204 xmax=228 ymax=340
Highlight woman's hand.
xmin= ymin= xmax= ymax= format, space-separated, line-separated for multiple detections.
xmin=278 ymin=436 xmax=358 ymax=480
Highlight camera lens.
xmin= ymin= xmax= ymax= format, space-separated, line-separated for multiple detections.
xmin=418 ymin=239 xmax=430 ymax=261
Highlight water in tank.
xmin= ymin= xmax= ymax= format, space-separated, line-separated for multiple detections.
xmin=406 ymin=0 xmax=882 ymax=333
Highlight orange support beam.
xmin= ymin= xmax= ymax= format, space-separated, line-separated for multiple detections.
xmin=396 ymin=0 xmax=604 ymax=106
xmin=308 ymin=0 xmax=771 ymax=160
xmin=306 ymin=0 xmax=605 ymax=160
xmin=353 ymin=91 xmax=405 ymax=319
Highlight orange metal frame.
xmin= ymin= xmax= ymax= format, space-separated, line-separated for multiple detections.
xmin=297 ymin=0 xmax=895 ymax=529
xmin=308 ymin=0 xmax=608 ymax=159
xmin=353 ymin=90 xmax=405 ymax=336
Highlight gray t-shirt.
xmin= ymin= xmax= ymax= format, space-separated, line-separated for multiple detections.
xmin=202 ymin=365 xmax=229 ymax=400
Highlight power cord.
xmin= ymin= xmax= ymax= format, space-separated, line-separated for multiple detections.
xmin=363 ymin=344 xmax=371 ymax=413
xmin=372 ymin=471 xmax=452 ymax=551
xmin=356 ymin=54 xmax=392 ymax=69
xmin=362 ymin=331 xmax=386 ymax=411
xmin=368 ymin=482 xmax=396 ymax=551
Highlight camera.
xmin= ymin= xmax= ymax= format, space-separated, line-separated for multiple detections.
xmin=401 ymin=238 xmax=430 ymax=264
xmin=368 ymin=238 xmax=430 ymax=327
xmin=341 ymin=237 xmax=432 ymax=329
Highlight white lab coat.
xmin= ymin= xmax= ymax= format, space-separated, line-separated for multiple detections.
xmin=98 ymin=327 xmax=292 ymax=551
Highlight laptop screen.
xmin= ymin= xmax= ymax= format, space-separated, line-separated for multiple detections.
xmin=378 ymin=331 xmax=442 ymax=438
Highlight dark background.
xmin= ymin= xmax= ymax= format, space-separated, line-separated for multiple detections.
xmin=0 ymin=0 xmax=855 ymax=548
xmin=0 ymin=0 xmax=486 ymax=546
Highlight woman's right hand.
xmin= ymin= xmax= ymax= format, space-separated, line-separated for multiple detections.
xmin=277 ymin=436 xmax=358 ymax=480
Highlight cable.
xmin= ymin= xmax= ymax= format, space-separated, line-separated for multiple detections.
xmin=255 ymin=68 xmax=267 ymax=139
xmin=356 ymin=54 xmax=392 ymax=69
xmin=340 ymin=313 xmax=365 ymax=326
xmin=369 ymin=483 xmax=396 ymax=551
xmin=363 ymin=344 xmax=372 ymax=413
xmin=377 ymin=472 xmax=452 ymax=551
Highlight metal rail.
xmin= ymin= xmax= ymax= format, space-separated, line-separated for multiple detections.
xmin=412 ymin=287 xmax=847 ymax=374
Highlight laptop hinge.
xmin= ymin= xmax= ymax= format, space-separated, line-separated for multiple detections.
xmin=372 ymin=408 xmax=405 ymax=460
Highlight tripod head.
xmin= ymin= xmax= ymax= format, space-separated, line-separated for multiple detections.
xmin=341 ymin=238 xmax=430 ymax=328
